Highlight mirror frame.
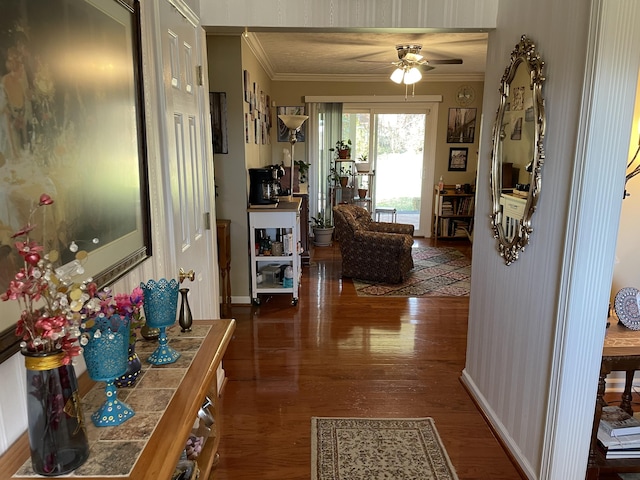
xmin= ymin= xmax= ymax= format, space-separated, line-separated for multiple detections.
xmin=490 ymin=35 xmax=546 ymax=265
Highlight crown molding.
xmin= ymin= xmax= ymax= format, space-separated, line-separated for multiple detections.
xmin=242 ymin=32 xmax=276 ymax=79
xmin=271 ymin=72 xmax=485 ymax=83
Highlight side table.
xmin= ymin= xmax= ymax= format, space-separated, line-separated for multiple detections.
xmin=586 ymin=321 xmax=640 ymax=479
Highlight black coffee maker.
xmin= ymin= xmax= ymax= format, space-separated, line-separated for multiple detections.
xmin=249 ymin=166 xmax=284 ymax=206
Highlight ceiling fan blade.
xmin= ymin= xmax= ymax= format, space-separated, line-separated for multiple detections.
xmin=420 ymin=65 xmax=436 ymax=72
xmin=428 ymin=58 xmax=463 ymax=65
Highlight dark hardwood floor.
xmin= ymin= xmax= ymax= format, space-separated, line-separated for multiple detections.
xmin=214 ymin=238 xmax=522 ymax=479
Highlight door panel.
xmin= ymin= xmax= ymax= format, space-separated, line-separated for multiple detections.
xmin=159 ymin=1 xmax=215 ymax=318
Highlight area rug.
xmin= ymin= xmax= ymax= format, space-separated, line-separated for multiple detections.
xmin=311 ymin=417 xmax=459 ymax=480
xmin=352 ymin=246 xmax=471 ymax=297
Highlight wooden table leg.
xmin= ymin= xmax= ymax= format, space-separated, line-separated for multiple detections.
xmin=587 ymin=364 xmax=609 ymax=478
xmin=621 ymin=369 xmax=635 ymax=416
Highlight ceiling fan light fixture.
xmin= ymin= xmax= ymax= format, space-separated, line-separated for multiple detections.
xmin=403 ymin=67 xmax=422 ymax=85
xmin=390 ymin=68 xmax=404 ymax=84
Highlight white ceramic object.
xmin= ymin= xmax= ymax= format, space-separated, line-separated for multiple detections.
xmin=355 ymin=162 xmax=370 ymax=173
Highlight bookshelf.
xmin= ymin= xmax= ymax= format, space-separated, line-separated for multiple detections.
xmin=433 ymin=185 xmax=474 ymax=245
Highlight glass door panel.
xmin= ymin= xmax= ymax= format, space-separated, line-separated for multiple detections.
xmin=374 ymin=113 xmax=426 ymax=233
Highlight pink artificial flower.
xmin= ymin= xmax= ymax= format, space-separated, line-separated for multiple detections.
xmin=114 ymin=292 xmax=133 ymax=316
xmin=39 ymin=194 xmax=54 ymax=206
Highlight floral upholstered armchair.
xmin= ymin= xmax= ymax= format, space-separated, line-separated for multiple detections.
xmin=332 ymin=204 xmax=414 ymax=284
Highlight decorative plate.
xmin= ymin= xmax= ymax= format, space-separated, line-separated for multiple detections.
xmin=614 ymin=287 xmax=640 ymax=330
xmin=456 ymin=85 xmax=475 ymax=106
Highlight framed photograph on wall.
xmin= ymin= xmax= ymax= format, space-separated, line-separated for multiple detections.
xmin=243 ymin=70 xmax=250 ymax=103
xmin=448 ymin=147 xmax=469 ymax=171
xmin=210 ymin=92 xmax=228 ymax=154
xmin=447 ymin=108 xmax=477 ymax=143
xmin=277 ymin=106 xmax=306 ymax=142
xmin=0 ymin=0 xmax=151 ymax=362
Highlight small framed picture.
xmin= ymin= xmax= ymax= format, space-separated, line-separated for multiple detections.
xmin=448 ymin=147 xmax=468 ymax=171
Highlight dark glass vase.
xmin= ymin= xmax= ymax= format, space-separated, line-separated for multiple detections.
xmin=23 ymin=350 xmax=90 ymax=476
xmin=114 ymin=342 xmax=142 ymax=388
xmin=178 ymin=287 xmax=193 ymax=332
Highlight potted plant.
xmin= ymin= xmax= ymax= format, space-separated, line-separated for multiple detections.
xmin=294 ymin=160 xmax=310 ymax=184
xmin=328 ymin=163 xmax=346 ymax=187
xmin=330 ymin=139 xmax=352 ymax=159
xmin=311 ymin=211 xmax=334 ymax=246
xmin=338 ymin=164 xmax=352 ymax=187
xmin=355 ymin=153 xmax=370 ymax=173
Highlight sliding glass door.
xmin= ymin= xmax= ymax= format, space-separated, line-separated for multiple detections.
xmin=342 ymin=105 xmax=437 ymax=236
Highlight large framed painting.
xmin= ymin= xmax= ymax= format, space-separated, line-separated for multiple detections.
xmin=0 ymin=0 xmax=151 ymax=362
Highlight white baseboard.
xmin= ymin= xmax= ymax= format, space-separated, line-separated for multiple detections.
xmin=460 ymin=369 xmax=537 ymax=480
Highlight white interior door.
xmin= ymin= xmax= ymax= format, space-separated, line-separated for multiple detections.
xmin=158 ymin=1 xmax=216 ymax=318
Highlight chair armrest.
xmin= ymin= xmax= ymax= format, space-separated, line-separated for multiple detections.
xmin=369 ymin=222 xmax=415 ymax=236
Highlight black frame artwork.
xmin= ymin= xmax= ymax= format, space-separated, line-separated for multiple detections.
xmin=210 ymin=92 xmax=228 ymax=154
xmin=448 ymin=147 xmax=469 ymax=171
xmin=0 ymin=0 xmax=151 ymax=362
xmin=446 ymin=108 xmax=477 ymax=143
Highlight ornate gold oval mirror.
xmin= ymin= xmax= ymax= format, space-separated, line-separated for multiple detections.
xmin=490 ymin=35 xmax=546 ymax=265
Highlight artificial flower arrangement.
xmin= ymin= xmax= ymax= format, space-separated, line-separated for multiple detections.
xmin=0 ymin=193 xmax=144 ymax=364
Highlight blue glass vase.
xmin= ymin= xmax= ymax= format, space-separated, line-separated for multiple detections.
xmin=141 ymin=278 xmax=181 ymax=365
xmin=82 ymin=314 xmax=135 ymax=427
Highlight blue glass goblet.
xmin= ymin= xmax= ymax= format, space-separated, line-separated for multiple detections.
xmin=141 ymin=278 xmax=181 ymax=365
xmin=82 ymin=314 xmax=135 ymax=427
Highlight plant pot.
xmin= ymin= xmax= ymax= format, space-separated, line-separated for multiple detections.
xmin=313 ymin=227 xmax=334 ymax=246
xmin=355 ymin=162 xmax=370 ymax=173
xmin=338 ymin=149 xmax=350 ymax=159
xmin=358 ymin=189 xmax=368 ymax=199
xmin=339 ymin=176 xmax=349 ymax=187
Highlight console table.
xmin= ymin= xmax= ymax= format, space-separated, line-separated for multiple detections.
xmin=0 ymin=319 xmax=235 ymax=480
xmin=587 ymin=321 xmax=640 ymax=479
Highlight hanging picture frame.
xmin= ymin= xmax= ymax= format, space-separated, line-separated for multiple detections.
xmin=0 ymin=0 xmax=151 ymax=362
xmin=210 ymin=92 xmax=228 ymax=154
xmin=447 ymin=108 xmax=477 ymax=143
xmin=448 ymin=147 xmax=469 ymax=171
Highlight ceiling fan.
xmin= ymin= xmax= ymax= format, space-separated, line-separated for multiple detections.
xmin=390 ymin=44 xmax=463 ymax=84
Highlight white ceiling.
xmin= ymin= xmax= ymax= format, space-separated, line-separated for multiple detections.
xmin=241 ymin=31 xmax=489 ymax=82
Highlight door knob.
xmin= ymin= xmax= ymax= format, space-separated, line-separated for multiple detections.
xmin=179 ymin=268 xmax=195 ymax=283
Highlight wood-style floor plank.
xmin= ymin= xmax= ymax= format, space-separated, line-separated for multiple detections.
xmin=214 ymin=238 xmax=523 ymax=479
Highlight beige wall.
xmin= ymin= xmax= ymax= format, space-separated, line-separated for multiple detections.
xmin=613 ymin=73 xmax=640 ymax=299
xmin=269 ymin=80 xmax=484 ymax=187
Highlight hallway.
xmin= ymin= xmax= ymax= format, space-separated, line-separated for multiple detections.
xmin=215 ymin=238 xmax=522 ymax=479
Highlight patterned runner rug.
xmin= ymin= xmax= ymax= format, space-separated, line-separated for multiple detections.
xmin=311 ymin=417 xmax=459 ymax=480
xmin=352 ymin=246 xmax=471 ymax=297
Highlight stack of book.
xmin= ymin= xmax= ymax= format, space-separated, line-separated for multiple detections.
xmin=597 ymin=405 xmax=640 ymax=459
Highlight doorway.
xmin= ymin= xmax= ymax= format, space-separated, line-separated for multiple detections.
xmin=342 ymin=104 xmax=438 ymax=236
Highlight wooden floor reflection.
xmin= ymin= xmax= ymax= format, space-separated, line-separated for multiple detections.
xmin=214 ymin=238 xmax=522 ymax=480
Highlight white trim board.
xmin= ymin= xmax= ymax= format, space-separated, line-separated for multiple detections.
xmin=304 ymin=95 xmax=443 ymax=103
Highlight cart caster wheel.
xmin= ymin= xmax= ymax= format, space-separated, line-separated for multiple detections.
xmin=292 ymin=298 xmax=298 ymax=306
xmin=253 ymin=297 xmax=261 ymax=306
